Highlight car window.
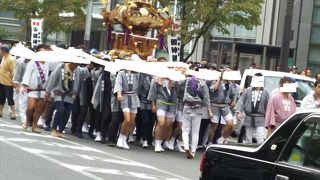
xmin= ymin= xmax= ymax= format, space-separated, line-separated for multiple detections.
xmin=244 ymin=75 xmax=252 ymax=89
xmin=280 ymin=121 xmax=320 ymax=169
xmin=264 ymin=76 xmax=280 ymax=94
xmin=258 ymin=113 xmax=309 ymax=162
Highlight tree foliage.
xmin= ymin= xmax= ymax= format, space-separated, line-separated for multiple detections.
xmin=158 ymin=0 xmax=263 ymax=62
xmin=0 ymin=28 xmax=12 ymax=39
xmin=0 ymin=0 xmax=86 ymax=42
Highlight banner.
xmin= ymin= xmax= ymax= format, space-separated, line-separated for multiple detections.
xmin=168 ymin=34 xmax=181 ymax=62
xmin=31 ymin=19 xmax=44 ymax=48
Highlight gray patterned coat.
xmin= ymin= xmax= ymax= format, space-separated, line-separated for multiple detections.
xmin=139 ymin=73 xmax=153 ymax=110
xmin=113 ymin=70 xmax=140 ymax=109
xmin=44 ymin=63 xmax=81 ymax=104
xmin=147 ymin=78 xmax=178 ymax=114
xmin=235 ymin=87 xmax=270 ymax=127
xmin=181 ymin=77 xmax=210 ymax=114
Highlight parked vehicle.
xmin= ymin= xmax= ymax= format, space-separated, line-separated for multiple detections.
xmin=233 ymin=69 xmax=316 ymax=137
xmin=200 ymin=109 xmax=320 ymax=180
xmin=240 ymin=69 xmax=315 ymax=107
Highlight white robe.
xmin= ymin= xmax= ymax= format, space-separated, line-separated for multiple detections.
xmin=22 ymin=62 xmax=49 ymax=99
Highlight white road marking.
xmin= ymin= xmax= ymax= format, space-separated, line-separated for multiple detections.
xmin=62 ymin=164 xmax=182 ymax=180
xmin=0 ymin=136 xmax=104 ymax=180
xmin=0 ymin=120 xmax=191 ymax=180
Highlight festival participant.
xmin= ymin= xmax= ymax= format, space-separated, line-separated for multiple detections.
xmin=0 ymin=46 xmax=16 ymax=119
xmin=170 ymin=75 xmax=186 ymax=153
xmin=115 ymin=62 xmax=140 ymax=149
xmin=92 ymin=68 xmax=112 ymax=143
xmin=208 ymin=69 xmax=237 ymax=145
xmin=148 ymin=76 xmax=178 ymax=152
xmin=180 ymin=67 xmax=212 ymax=159
xmin=73 ymin=62 xmax=98 ymax=139
xmin=45 ymin=61 xmax=85 ymax=138
xmin=107 ymin=73 xmax=123 ymax=146
xmin=13 ymin=56 xmax=30 ymax=125
xmin=301 ymin=79 xmax=320 ymax=109
xmin=138 ymin=57 xmax=156 ymax=148
xmin=265 ymin=77 xmax=296 ymax=137
xmin=235 ymin=73 xmax=270 ymax=144
xmin=21 ymin=45 xmax=51 ymax=132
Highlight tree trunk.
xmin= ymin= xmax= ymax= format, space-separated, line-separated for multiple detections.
xmin=25 ymin=20 xmax=31 ymax=42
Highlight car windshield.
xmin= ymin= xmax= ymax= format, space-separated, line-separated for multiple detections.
xmin=264 ymin=76 xmax=314 ymax=102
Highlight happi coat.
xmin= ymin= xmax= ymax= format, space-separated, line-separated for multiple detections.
xmin=235 ymin=87 xmax=270 ymax=127
xmin=44 ymin=63 xmax=83 ymax=104
xmin=147 ymin=78 xmax=178 ymax=114
xmin=181 ymin=76 xmax=210 ymax=114
xmin=13 ymin=58 xmax=29 ymax=84
xmin=22 ymin=61 xmax=50 ymax=98
xmin=139 ymin=73 xmax=153 ymax=110
xmin=113 ymin=70 xmax=140 ymax=109
xmin=91 ymin=71 xmax=112 ymax=112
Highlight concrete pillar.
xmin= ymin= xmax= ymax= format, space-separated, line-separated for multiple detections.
xmin=262 ymin=46 xmax=267 ymax=69
xmin=84 ymin=0 xmax=93 ymax=49
xmin=231 ymin=43 xmax=236 ymax=67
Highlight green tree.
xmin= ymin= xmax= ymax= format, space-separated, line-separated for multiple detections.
xmin=158 ymin=0 xmax=263 ymax=62
xmin=0 ymin=28 xmax=12 ymax=40
xmin=0 ymin=0 xmax=86 ymax=42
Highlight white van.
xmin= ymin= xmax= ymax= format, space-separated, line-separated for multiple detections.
xmin=239 ymin=69 xmax=315 ymax=107
xmin=233 ymin=69 xmax=315 ymax=138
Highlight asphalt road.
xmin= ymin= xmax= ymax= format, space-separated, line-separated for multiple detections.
xmin=0 ymin=115 xmax=202 ymax=180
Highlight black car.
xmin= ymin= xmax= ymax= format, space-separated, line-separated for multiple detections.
xmin=200 ymin=109 xmax=320 ymax=180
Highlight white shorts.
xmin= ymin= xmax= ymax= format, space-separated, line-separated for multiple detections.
xmin=211 ymin=113 xmax=233 ymax=125
xmin=27 ymin=91 xmax=45 ymax=99
xmin=157 ymin=110 xmax=175 ymax=119
xmin=122 ymin=108 xmax=137 ymax=113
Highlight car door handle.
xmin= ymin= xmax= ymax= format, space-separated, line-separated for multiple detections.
xmin=275 ymin=174 xmax=289 ymax=180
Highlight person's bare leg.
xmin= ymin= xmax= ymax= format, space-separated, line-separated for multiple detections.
xmin=208 ymin=123 xmax=218 ymax=144
xmin=164 ymin=117 xmax=173 ymax=141
xmin=155 ymin=116 xmax=165 ymax=140
xmin=125 ymin=112 xmax=137 ymax=136
xmin=24 ymin=98 xmax=35 ymax=129
xmin=118 ymin=111 xmax=135 ymax=149
xmin=10 ymin=105 xmax=16 ymax=119
xmin=32 ymin=99 xmax=45 ymax=133
xmin=172 ymin=122 xmax=182 ymax=138
xmin=0 ymin=104 xmax=3 ymax=117
xmin=120 ymin=111 xmax=131 ymax=135
xmin=154 ymin=116 xmax=165 ymax=152
xmin=222 ymin=120 xmax=235 ymax=139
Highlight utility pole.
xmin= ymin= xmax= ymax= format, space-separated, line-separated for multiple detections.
xmin=279 ymin=0 xmax=294 ymax=72
xmin=84 ymin=0 xmax=93 ymax=49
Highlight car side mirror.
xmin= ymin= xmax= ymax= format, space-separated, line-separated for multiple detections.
xmin=271 ymin=144 xmax=277 ymax=151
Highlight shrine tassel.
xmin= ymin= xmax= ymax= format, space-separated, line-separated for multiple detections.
xmin=159 ymin=35 xmax=164 ymax=50
xmin=105 ymin=25 xmax=112 ymax=44
xmin=124 ymin=28 xmax=130 ymax=46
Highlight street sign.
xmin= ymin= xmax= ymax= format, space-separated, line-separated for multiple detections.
xmin=168 ymin=34 xmax=181 ymax=62
xmin=31 ymin=19 xmax=44 ymax=48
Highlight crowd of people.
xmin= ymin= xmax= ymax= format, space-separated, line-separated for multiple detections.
xmin=0 ymin=42 xmax=319 ymax=160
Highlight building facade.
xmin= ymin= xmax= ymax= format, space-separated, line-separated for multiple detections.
xmin=200 ymin=0 xmax=320 ymax=74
